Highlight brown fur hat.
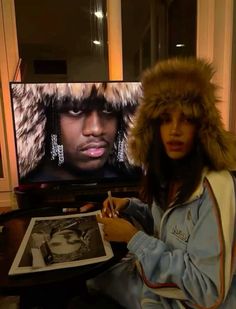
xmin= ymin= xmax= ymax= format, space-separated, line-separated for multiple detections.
xmin=128 ymin=57 xmax=236 ymax=171
xmin=11 ymin=82 xmax=142 ymax=177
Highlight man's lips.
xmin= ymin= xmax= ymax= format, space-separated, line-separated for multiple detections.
xmin=80 ymin=142 xmax=108 ymax=158
xmin=166 ymin=141 xmax=184 ymax=151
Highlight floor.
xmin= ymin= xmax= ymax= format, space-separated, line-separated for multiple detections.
xmin=0 ymin=207 xmax=18 ymax=308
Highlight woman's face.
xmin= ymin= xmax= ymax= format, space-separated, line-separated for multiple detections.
xmin=159 ymin=108 xmax=197 ymax=160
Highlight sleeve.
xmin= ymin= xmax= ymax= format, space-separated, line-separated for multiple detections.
xmin=127 ymin=172 xmax=236 ymax=308
xmin=122 ymin=198 xmax=154 ymax=235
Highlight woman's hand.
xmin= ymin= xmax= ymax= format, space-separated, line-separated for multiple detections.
xmin=97 ymin=215 xmax=138 ymax=243
xmin=102 ymin=197 xmax=130 ymax=218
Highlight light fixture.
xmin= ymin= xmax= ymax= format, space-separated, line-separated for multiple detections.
xmin=93 ymin=40 xmax=101 ymax=45
xmin=90 ymin=0 xmax=104 ymax=55
xmin=94 ymin=11 xmax=103 ymax=19
xmin=176 ymin=43 xmax=185 ymax=48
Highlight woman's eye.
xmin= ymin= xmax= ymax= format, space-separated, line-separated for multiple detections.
xmin=160 ymin=115 xmax=171 ymax=123
xmin=182 ymin=116 xmax=194 ymax=124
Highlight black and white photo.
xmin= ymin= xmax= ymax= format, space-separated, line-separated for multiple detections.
xmin=9 ymin=211 xmax=113 ymax=275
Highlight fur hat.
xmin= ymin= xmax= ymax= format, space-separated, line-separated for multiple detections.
xmin=11 ymin=82 xmax=142 ymax=177
xmin=128 ymin=57 xmax=236 ymax=171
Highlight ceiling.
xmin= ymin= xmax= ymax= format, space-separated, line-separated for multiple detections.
xmin=14 ymin=0 xmax=151 ymax=58
xmin=14 ymin=0 xmax=196 ymax=80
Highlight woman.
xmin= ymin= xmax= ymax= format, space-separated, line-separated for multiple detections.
xmin=91 ymin=57 xmax=236 ymax=308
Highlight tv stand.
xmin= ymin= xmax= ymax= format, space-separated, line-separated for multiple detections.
xmin=14 ymin=182 xmax=140 ymax=209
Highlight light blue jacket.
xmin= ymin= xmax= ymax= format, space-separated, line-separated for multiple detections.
xmin=125 ymin=170 xmax=236 ymax=308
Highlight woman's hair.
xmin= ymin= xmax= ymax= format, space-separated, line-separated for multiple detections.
xmin=128 ymin=57 xmax=236 ymax=206
xmin=128 ymin=57 xmax=236 ymax=172
xmin=140 ymin=121 xmax=208 ymax=207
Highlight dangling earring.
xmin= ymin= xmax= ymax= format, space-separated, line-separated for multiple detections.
xmin=117 ymin=130 xmax=124 ymax=162
xmin=50 ymin=134 xmax=64 ymax=166
xmin=57 ymin=144 xmax=64 ymax=166
xmin=51 ymin=134 xmax=58 ymax=160
xmin=50 ymin=101 xmax=58 ymax=161
xmin=56 ymin=110 xmax=64 ymax=166
xmin=50 ymin=100 xmax=64 ymax=166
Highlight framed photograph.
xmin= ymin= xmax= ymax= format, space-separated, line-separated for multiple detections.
xmin=9 ymin=211 xmax=113 ymax=275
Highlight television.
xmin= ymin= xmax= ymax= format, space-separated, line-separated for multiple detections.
xmin=10 ymin=82 xmax=143 ymax=191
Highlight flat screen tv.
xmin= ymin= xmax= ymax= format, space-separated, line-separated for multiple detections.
xmin=10 ymin=82 xmax=142 ymax=188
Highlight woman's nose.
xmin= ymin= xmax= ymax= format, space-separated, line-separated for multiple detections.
xmin=170 ymin=120 xmax=181 ymax=135
xmin=83 ymin=111 xmax=103 ymax=136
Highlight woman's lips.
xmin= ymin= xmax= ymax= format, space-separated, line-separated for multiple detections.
xmin=167 ymin=141 xmax=184 ymax=151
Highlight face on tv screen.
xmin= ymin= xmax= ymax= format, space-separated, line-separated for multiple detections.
xmin=10 ymin=82 xmax=142 ymax=185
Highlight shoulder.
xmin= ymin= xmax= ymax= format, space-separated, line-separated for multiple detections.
xmin=203 ymin=169 xmax=235 ymax=231
xmin=204 ymin=169 xmax=235 ymax=192
xmin=188 ymin=169 xmax=234 ymax=203
xmin=190 ymin=169 xmax=236 ymax=221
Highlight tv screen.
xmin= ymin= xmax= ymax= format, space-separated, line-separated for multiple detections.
xmin=10 ymin=82 xmax=142 ymax=187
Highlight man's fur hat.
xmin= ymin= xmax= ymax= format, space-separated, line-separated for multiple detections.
xmin=11 ymin=82 xmax=142 ymax=177
xmin=128 ymin=57 xmax=236 ymax=171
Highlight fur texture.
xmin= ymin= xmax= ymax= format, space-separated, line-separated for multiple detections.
xmin=11 ymin=82 xmax=142 ymax=177
xmin=128 ymin=57 xmax=236 ymax=171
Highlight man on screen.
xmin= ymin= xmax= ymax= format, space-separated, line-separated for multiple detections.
xmin=57 ymin=89 xmax=120 ymax=175
xmin=12 ymin=82 xmax=142 ymax=182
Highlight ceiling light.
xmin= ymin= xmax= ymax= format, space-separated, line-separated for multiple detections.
xmin=93 ymin=40 xmax=101 ymax=45
xmin=94 ymin=11 xmax=103 ymax=19
xmin=176 ymin=43 xmax=185 ymax=47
